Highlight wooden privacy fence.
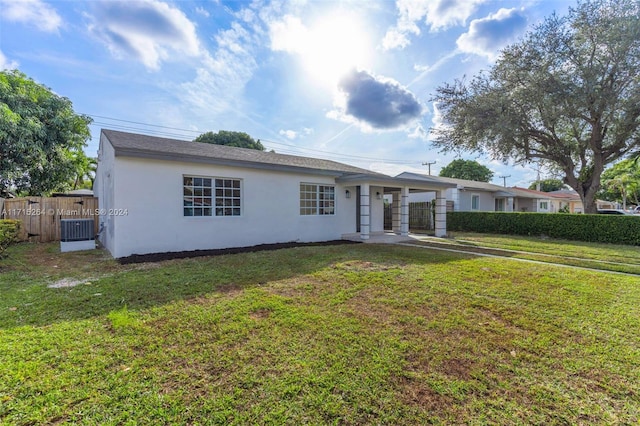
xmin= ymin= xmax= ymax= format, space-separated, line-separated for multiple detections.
xmin=1 ymin=197 xmax=99 ymax=242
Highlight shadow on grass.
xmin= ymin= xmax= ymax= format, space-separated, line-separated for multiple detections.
xmin=0 ymin=241 xmax=471 ymax=329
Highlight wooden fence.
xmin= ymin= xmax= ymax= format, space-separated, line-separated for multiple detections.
xmin=1 ymin=197 xmax=99 ymax=242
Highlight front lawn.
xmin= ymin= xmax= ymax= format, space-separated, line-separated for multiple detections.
xmin=1 ymin=242 xmax=639 ymax=424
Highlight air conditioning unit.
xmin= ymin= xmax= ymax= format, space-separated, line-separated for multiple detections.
xmin=60 ymin=219 xmax=95 ymax=252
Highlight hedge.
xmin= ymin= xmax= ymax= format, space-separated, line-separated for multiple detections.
xmin=0 ymin=220 xmax=21 ymax=257
xmin=447 ymin=212 xmax=640 ymax=245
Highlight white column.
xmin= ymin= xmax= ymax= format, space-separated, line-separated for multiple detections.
xmin=392 ymin=192 xmax=401 ymax=234
xmin=506 ymin=197 xmax=514 ymax=212
xmin=435 ymin=190 xmax=447 ymax=237
xmin=400 ymin=186 xmax=409 ymax=236
xmin=360 ymin=184 xmax=370 ymax=240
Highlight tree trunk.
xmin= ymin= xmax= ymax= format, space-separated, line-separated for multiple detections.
xmin=573 ymin=184 xmax=599 ymax=213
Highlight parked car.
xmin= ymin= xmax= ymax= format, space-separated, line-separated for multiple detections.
xmin=633 ymin=206 xmax=640 ymax=214
xmin=597 ymin=209 xmax=633 ymax=215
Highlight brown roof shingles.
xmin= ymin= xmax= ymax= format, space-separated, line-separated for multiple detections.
xmin=102 ymin=129 xmax=385 ymax=177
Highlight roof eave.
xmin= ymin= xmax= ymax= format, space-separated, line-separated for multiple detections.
xmin=337 ymin=174 xmax=456 ymax=189
xmin=114 ymin=148 xmax=346 ymax=177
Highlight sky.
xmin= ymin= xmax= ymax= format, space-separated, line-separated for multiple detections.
xmin=0 ymin=0 xmax=574 ymax=187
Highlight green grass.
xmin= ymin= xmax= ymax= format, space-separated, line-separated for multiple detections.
xmin=1 ymin=241 xmax=639 ymax=424
xmin=408 ymin=232 xmax=640 ymax=275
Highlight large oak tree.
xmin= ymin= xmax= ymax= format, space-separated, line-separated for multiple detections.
xmin=0 ymin=70 xmax=92 ymax=196
xmin=194 ymin=130 xmax=264 ymax=151
xmin=430 ymin=0 xmax=640 ymax=213
xmin=439 ymin=159 xmax=493 ymax=182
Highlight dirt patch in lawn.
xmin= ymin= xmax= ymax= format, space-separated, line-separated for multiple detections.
xmin=48 ymin=277 xmax=95 ymax=288
xmin=118 ymin=240 xmax=360 ymax=264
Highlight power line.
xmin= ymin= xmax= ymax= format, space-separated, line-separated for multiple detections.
xmin=499 ymin=175 xmax=511 ymax=187
xmin=85 ymin=113 xmax=427 ymax=166
xmin=422 ymin=161 xmax=436 ymax=175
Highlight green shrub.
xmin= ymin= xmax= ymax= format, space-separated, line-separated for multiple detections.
xmin=0 ymin=220 xmax=21 ymax=257
xmin=447 ymin=212 xmax=640 ymax=245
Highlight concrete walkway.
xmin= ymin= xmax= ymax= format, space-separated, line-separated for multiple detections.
xmin=341 ymin=232 xmax=421 ymax=244
xmin=397 ymin=235 xmax=640 ymax=277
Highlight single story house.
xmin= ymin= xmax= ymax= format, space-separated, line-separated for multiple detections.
xmin=397 ymin=172 xmax=559 ymax=212
xmin=398 ymin=172 xmax=517 ymax=212
xmin=94 ymin=130 xmax=455 ymax=258
xmin=509 ymin=187 xmax=554 ymax=212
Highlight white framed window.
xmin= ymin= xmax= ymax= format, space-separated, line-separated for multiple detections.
xmin=300 ymin=183 xmax=335 ymax=215
xmin=539 ymin=201 xmax=549 ymax=211
xmin=183 ymin=176 xmax=241 ymax=217
xmin=471 ymin=194 xmax=480 ymax=211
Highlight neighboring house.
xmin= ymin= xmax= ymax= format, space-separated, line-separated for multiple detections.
xmin=547 ymin=189 xmax=619 ymax=213
xmin=399 ymin=173 xmax=518 ymax=212
xmin=94 ymin=130 xmax=455 ymax=258
xmin=509 ymin=187 xmax=554 ymax=212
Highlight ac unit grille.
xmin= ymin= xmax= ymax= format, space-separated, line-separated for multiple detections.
xmin=61 ymin=219 xmax=94 ymax=242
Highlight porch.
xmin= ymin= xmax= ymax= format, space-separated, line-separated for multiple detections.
xmin=336 ymin=174 xmax=457 ymax=242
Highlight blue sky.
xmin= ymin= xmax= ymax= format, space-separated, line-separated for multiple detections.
xmin=0 ymin=0 xmax=572 ymax=187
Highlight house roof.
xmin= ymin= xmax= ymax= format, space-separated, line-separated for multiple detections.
xmin=101 ymin=129 xmax=387 ymax=178
xmin=547 ymin=189 xmax=582 ymax=200
xmin=336 ymin=173 xmax=456 ymax=190
xmin=509 ymin=187 xmax=553 ymax=199
xmin=396 ymin=172 xmax=516 ymax=194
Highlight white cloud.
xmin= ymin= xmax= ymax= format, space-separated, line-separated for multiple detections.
xmin=87 ymin=0 xmax=201 ymax=70
xmin=457 ymin=8 xmax=528 ymax=59
xmin=179 ymin=20 xmax=259 ymax=116
xmin=0 ymin=0 xmax=62 ymax=32
xmin=195 ymin=6 xmax=210 ymax=18
xmin=269 ymin=14 xmax=308 ymax=53
xmin=383 ymin=0 xmax=486 ymax=50
xmin=278 ymin=127 xmax=314 ymax=140
xmin=0 ymin=50 xmax=19 ymax=70
xmin=408 ymin=124 xmax=428 ymax=140
xmin=279 ymin=129 xmax=298 ymax=139
xmin=425 ymin=102 xmax=449 ymax=142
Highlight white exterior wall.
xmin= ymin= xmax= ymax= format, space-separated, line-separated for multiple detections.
xmin=94 ymin=135 xmax=116 ymax=255
xmin=514 ymin=198 xmax=538 ymax=212
xmin=107 ymin=156 xmax=357 ymax=258
xmin=458 ymin=191 xmax=494 ymax=211
xmin=369 ymin=186 xmax=385 ymax=233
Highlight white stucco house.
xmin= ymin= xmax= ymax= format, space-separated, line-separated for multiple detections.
xmin=398 ymin=172 xmax=560 ymax=213
xmin=94 ymin=130 xmax=455 ymax=258
xmin=398 ymin=173 xmax=518 ymax=212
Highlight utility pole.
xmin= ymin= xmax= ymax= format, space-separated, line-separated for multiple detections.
xmin=422 ymin=161 xmax=436 ymax=175
xmin=499 ymin=175 xmax=511 ymax=187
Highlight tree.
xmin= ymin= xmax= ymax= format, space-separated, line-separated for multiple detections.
xmin=528 ymin=179 xmax=565 ymax=192
xmin=439 ymin=159 xmax=493 ymax=182
xmin=70 ymin=154 xmax=97 ymax=190
xmin=598 ymin=159 xmax=640 ymax=208
xmin=194 ymin=130 xmax=264 ymax=150
xmin=430 ymin=0 xmax=640 ymax=213
xmin=0 ymin=70 xmax=92 ymax=195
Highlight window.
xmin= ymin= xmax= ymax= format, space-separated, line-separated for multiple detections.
xmin=300 ymin=183 xmax=335 ymax=215
xmin=471 ymin=194 xmax=480 ymax=211
xmin=539 ymin=201 xmax=549 ymax=211
xmin=183 ymin=176 xmax=241 ymax=217
xmin=495 ymin=198 xmax=505 ymax=211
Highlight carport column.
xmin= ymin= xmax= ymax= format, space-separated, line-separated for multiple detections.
xmin=506 ymin=197 xmax=514 ymax=212
xmin=360 ymin=184 xmax=370 ymax=240
xmin=400 ymin=186 xmax=409 ymax=236
xmin=392 ymin=192 xmax=401 ymax=234
xmin=435 ymin=190 xmax=447 ymax=237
